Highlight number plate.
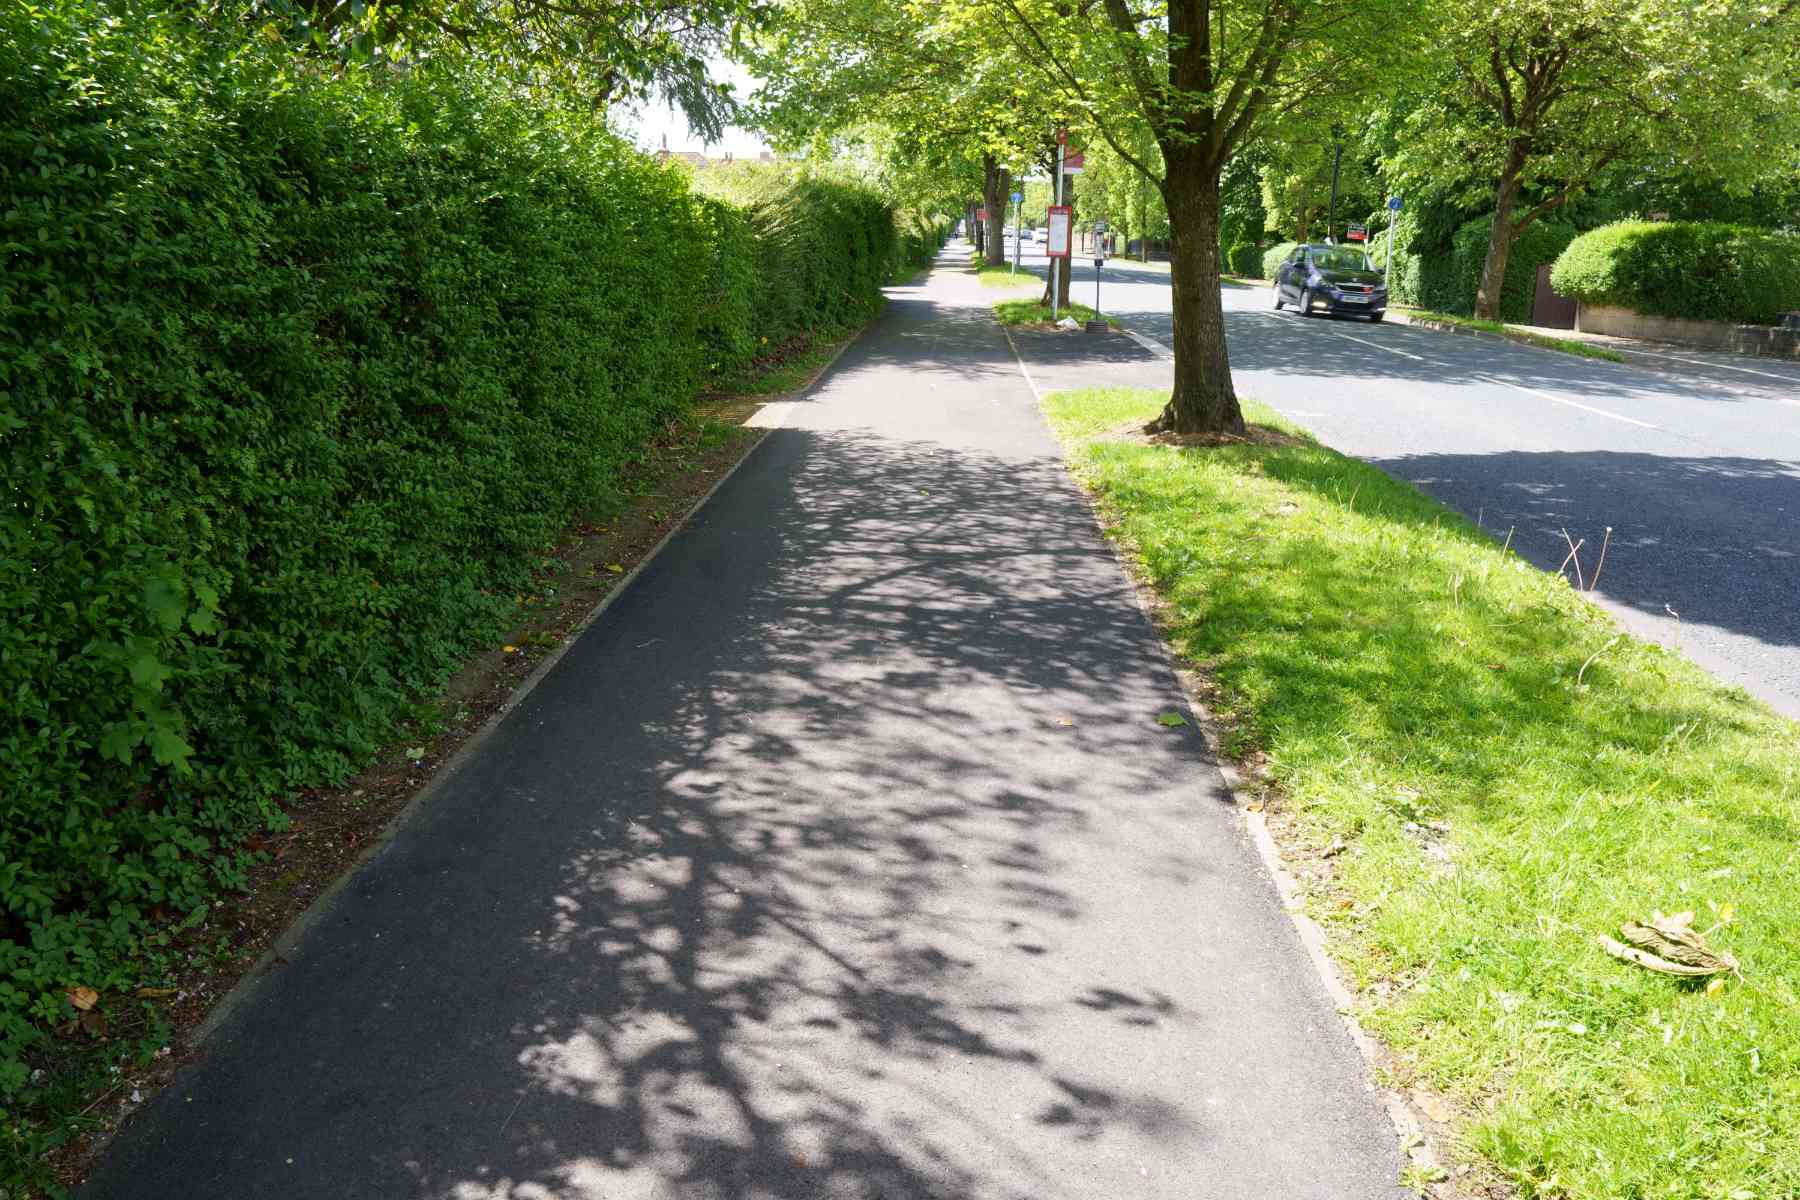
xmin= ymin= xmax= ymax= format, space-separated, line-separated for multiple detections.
xmin=1343 ymin=295 xmax=1367 ymax=304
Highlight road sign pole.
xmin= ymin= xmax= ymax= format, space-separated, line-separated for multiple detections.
xmin=1051 ymin=140 xmax=1063 ymax=322
xmin=1385 ymin=195 xmax=1402 ymax=279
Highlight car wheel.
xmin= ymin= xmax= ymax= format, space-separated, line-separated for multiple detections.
xmin=1271 ymin=285 xmax=1283 ymax=310
xmin=1369 ymin=311 xmax=1384 ymax=323
xmin=1300 ymin=287 xmax=1316 ymax=316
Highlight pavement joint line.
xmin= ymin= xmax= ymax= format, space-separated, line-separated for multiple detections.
xmin=182 ymin=281 xmax=895 ymax=1050
xmin=1482 ymin=375 xmax=1662 ymax=431
xmin=1622 ymin=345 xmax=1800 ymax=384
xmin=999 ymin=324 xmax=1044 ymax=402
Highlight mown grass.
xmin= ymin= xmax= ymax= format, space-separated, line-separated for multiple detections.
xmin=992 ymin=298 xmax=1119 ymax=328
xmin=1044 ymin=386 xmax=1800 ymax=1200
xmin=976 ymin=263 xmax=1038 ymax=289
xmin=1405 ymin=309 xmax=1627 ymax=363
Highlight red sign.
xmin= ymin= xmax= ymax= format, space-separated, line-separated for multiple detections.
xmin=1062 ymin=151 xmax=1084 ymax=174
xmin=976 ymin=208 xmax=988 ymax=221
xmin=1046 ymin=205 xmax=1073 ymax=259
xmin=1055 ymin=128 xmax=1068 ymax=145
xmin=1346 ymin=223 xmax=1367 ymax=242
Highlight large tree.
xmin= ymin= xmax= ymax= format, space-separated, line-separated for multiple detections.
xmin=966 ymin=0 xmax=1414 ymax=434
xmin=1388 ymin=0 xmax=1800 ymax=320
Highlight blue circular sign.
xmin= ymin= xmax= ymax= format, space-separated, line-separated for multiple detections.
xmin=1010 ymin=192 xmax=1024 ymax=203
xmin=1387 ymin=196 xmax=1403 ymax=211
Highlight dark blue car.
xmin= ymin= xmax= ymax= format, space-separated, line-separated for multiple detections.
xmin=1272 ymin=243 xmax=1388 ymax=321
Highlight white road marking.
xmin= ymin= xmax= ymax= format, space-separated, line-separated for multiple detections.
xmin=1483 ymin=377 xmax=1662 ymax=430
xmin=1316 ymin=326 xmax=1430 ymax=362
xmin=1122 ymin=328 xmax=1174 ymax=359
xmin=1623 ymin=346 xmax=1800 ymax=385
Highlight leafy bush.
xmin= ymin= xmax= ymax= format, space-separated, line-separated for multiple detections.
xmin=1228 ymin=243 xmax=1263 ymax=276
xmin=0 ymin=0 xmax=919 ymax=1094
xmin=1262 ymin=241 xmax=1300 ymax=280
xmin=692 ymin=163 xmax=902 ymax=359
xmin=1551 ymin=220 xmax=1800 ymax=326
xmin=1439 ymin=215 xmax=1579 ymax=321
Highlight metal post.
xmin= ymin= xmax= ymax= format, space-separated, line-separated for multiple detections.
xmin=1013 ymin=192 xmax=1021 ymax=273
xmin=1051 ymin=141 xmax=1063 ymax=323
xmin=1327 ymin=121 xmax=1344 ymax=244
xmin=1386 ymin=218 xmax=1394 ymax=278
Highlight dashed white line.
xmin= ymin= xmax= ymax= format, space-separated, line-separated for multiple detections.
xmin=1482 ymin=377 xmax=1661 ymax=430
xmin=1623 ymin=346 xmax=1800 ymax=385
xmin=1316 ymin=326 xmax=1430 ymax=362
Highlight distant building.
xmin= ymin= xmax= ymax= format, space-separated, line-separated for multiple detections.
xmin=653 ymin=137 xmax=776 ymax=168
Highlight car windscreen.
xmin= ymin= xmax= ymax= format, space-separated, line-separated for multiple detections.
xmin=1310 ymin=248 xmax=1373 ymax=271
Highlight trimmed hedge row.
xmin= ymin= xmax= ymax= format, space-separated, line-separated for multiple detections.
xmin=1551 ymin=220 xmax=1800 ymax=326
xmin=1227 ymin=243 xmax=1262 ymax=276
xmin=0 ymin=0 xmax=929 ymax=1093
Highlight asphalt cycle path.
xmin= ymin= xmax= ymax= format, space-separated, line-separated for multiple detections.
xmin=84 ymin=241 xmax=1407 ymax=1200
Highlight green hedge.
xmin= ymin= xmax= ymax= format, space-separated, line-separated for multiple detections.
xmin=0 ymin=0 xmax=916 ymax=1095
xmin=1551 ymin=220 xmax=1800 ymax=326
xmin=1227 ymin=243 xmax=1263 ymax=276
xmin=1439 ymin=215 xmax=1579 ymax=321
xmin=1262 ymin=241 xmax=1300 ymax=280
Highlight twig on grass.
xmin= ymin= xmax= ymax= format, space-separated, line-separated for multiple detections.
xmin=1577 ymin=636 xmax=1623 ymax=688
xmin=1558 ymin=528 xmax=1586 ymax=590
xmin=1591 ymin=526 xmax=1613 ymax=591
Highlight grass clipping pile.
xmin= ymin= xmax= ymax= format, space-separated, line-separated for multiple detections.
xmin=1600 ymin=911 xmax=1739 ymax=981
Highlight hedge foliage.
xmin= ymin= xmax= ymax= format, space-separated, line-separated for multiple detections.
xmin=0 ymin=0 xmax=931 ymax=1094
xmin=1551 ymin=220 xmax=1800 ymax=326
xmin=1227 ymin=243 xmax=1262 ymax=276
xmin=1442 ymin=215 xmax=1578 ymax=322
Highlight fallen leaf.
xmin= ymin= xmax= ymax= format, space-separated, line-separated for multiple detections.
xmin=67 ymin=986 xmax=98 ymax=1011
xmin=1718 ymin=903 xmax=1737 ymax=924
xmin=605 ymin=563 xmax=625 ymax=574
xmin=1155 ymin=711 xmax=1188 ymax=727
xmin=1416 ymin=1093 xmax=1454 ymax=1123
xmin=1487 ymin=663 xmax=1505 ymax=671
xmin=135 ymin=987 xmax=177 ymax=999
xmin=502 ymin=645 xmax=518 ymax=654
xmin=405 ymin=747 xmax=425 ymax=761
xmin=1706 ymin=978 xmax=1725 ymax=996
xmin=1246 ymin=800 xmax=1265 ymax=813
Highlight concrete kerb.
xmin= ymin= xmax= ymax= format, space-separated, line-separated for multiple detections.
xmin=188 ymin=273 xmax=902 ymax=1049
xmin=1001 ymin=321 xmax=1480 ymax=1199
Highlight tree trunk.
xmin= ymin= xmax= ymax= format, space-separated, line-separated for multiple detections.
xmin=982 ymin=155 xmax=1008 ymax=267
xmin=970 ymin=202 xmax=983 ymax=254
xmin=1150 ymin=155 xmax=1245 ymax=436
xmin=1475 ymin=142 xmax=1528 ymax=320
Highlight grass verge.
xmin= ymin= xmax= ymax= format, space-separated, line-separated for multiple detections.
xmin=975 ymin=263 xmax=1038 ymax=289
xmin=1403 ymin=309 xmax=1627 ymax=363
xmin=1043 ymin=386 xmax=1799 ymax=1200
xmin=993 ymin=297 xmax=1119 ymax=328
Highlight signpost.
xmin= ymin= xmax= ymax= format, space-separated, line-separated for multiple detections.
xmin=1346 ymin=223 xmax=1367 ymax=243
xmin=1385 ymin=195 xmax=1402 ymax=278
xmin=1011 ymin=189 xmax=1024 ymax=273
xmin=1089 ymin=220 xmax=1108 ymax=331
xmin=1051 ymin=131 xmax=1067 ymax=321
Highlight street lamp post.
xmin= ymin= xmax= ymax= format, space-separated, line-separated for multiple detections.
xmin=1327 ymin=122 xmax=1345 ymax=244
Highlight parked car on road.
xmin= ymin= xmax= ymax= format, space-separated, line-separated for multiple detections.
xmin=1272 ymin=243 xmax=1388 ymax=321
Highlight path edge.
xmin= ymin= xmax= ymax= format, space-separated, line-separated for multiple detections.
xmin=1001 ymin=326 xmax=1486 ymax=1199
